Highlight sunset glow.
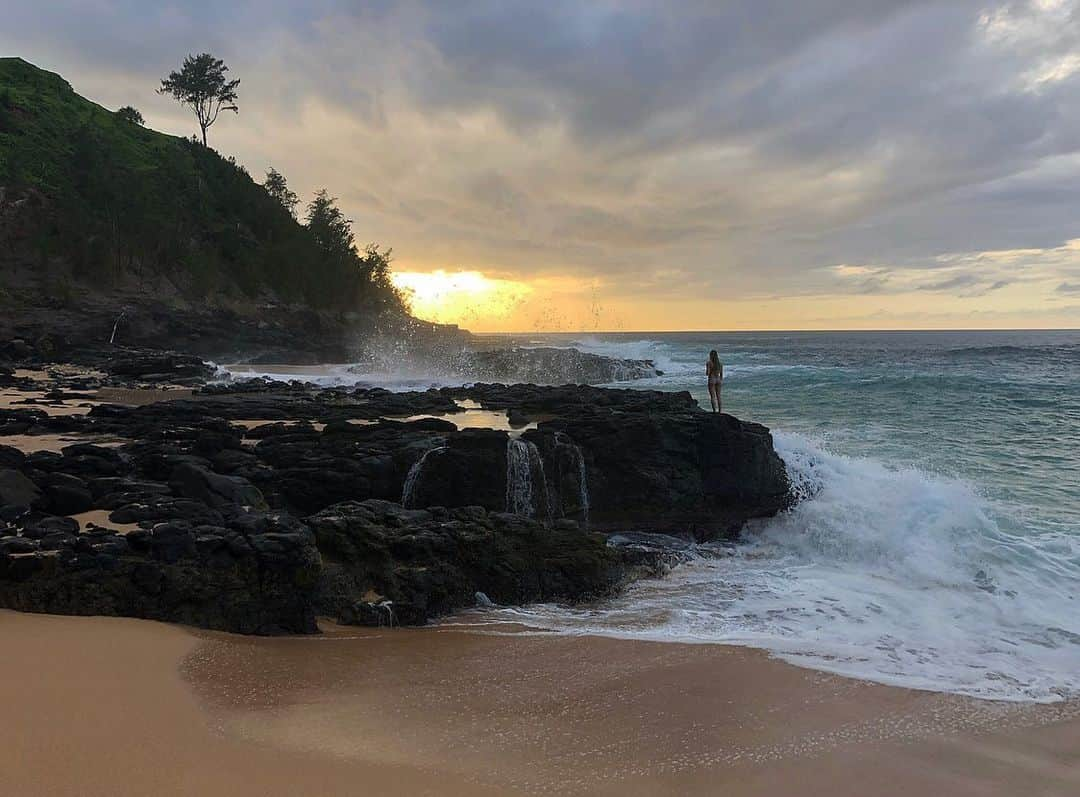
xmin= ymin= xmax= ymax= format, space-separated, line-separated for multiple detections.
xmin=391 ymin=270 xmax=533 ymax=327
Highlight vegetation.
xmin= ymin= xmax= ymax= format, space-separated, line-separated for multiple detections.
xmin=116 ymin=105 xmax=144 ymax=125
xmin=157 ymin=53 xmax=238 ymax=147
xmin=264 ymin=167 xmax=297 ymax=217
xmin=0 ymin=57 xmax=405 ymax=313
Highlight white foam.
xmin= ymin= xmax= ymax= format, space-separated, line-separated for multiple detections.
xmin=477 ymin=433 xmax=1080 ymax=703
xmin=215 ymin=363 xmax=458 ymax=392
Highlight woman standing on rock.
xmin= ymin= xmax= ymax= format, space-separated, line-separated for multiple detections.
xmin=706 ymin=349 xmax=723 ymax=413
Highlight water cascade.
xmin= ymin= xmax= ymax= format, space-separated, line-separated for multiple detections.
xmin=401 ymin=446 xmax=446 ymax=508
xmin=506 ymin=438 xmax=552 ymax=518
xmin=554 ymin=432 xmax=590 ymax=523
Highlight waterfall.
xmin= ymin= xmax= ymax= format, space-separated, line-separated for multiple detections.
xmin=108 ymin=309 xmax=126 ymax=345
xmin=505 ymin=438 xmax=556 ymax=521
xmin=401 ymin=446 xmax=446 ymax=508
xmin=505 ymin=438 xmax=535 ymax=516
xmin=555 ymin=432 xmax=590 ymax=524
xmin=575 ymin=444 xmax=590 ymax=523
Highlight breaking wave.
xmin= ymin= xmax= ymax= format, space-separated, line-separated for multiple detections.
xmin=479 ymin=433 xmax=1080 ymax=703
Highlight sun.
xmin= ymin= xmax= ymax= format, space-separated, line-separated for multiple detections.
xmin=391 ymin=270 xmax=532 ymax=326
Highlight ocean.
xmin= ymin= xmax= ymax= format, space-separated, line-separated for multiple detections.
xmin=226 ymin=330 xmax=1080 ymax=702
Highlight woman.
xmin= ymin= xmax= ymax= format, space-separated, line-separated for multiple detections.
xmin=706 ymin=349 xmax=723 ymax=413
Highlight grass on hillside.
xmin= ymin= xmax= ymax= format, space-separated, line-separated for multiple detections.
xmin=0 ymin=57 xmax=402 ymax=314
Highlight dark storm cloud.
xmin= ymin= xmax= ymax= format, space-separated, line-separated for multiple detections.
xmin=4 ymin=0 xmax=1080 ymax=313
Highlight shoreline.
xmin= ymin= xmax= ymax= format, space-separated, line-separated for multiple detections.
xmin=4 ymin=609 xmax=1078 ymax=796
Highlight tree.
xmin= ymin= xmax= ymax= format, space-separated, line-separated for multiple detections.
xmin=305 ymin=189 xmax=355 ymax=259
xmin=158 ymin=53 xmax=239 ymax=147
xmin=264 ymin=167 xmax=298 ymax=217
xmin=116 ymin=105 xmax=144 ymax=125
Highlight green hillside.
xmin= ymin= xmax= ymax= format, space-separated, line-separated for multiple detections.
xmin=0 ymin=57 xmax=401 ymax=312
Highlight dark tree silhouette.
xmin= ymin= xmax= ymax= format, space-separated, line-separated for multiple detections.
xmin=305 ymin=189 xmax=355 ymax=258
xmin=116 ymin=105 xmax=144 ymax=125
xmin=158 ymin=53 xmax=239 ymax=146
xmin=264 ymin=167 xmax=298 ymax=217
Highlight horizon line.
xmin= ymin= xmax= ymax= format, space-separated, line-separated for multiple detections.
xmin=465 ymin=326 xmax=1080 ymax=335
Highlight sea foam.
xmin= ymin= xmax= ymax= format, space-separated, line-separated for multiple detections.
xmin=477 ymin=432 xmax=1080 ymax=703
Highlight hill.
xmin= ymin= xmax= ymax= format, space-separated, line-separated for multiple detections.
xmin=0 ymin=57 xmax=402 ymax=315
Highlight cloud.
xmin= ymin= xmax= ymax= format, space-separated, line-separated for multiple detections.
xmin=3 ymin=0 xmax=1080 ymax=329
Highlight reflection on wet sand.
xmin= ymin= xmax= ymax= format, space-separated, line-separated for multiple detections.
xmin=181 ymin=621 xmax=1080 ymax=797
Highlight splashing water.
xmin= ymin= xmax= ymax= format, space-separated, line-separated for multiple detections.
xmin=485 ymin=432 xmax=1080 ymax=702
xmin=401 ymin=446 xmax=446 ymax=508
xmin=554 ymin=431 xmax=590 ymax=523
xmin=506 ymin=438 xmax=549 ymax=518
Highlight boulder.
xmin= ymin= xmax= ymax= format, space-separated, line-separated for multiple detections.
xmin=310 ymin=499 xmax=630 ymax=626
xmin=0 ymin=511 xmax=321 ymax=634
xmin=169 ymin=463 xmax=268 ymax=511
xmin=0 ymin=445 xmax=25 ymax=470
xmin=525 ymin=410 xmax=790 ymax=539
xmin=0 ymin=469 xmax=42 ymax=509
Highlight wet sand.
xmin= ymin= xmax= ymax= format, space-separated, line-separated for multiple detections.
xmin=0 ymin=611 xmax=499 ymax=797
xmin=3 ymin=610 xmax=1078 ymax=796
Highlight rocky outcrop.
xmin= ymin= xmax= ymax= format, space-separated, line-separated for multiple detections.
xmin=0 ymin=511 xmax=320 ymax=634
xmin=525 ymin=411 xmax=790 ymax=539
xmin=0 ymin=364 xmax=794 ymax=634
xmin=312 ymin=500 xmax=629 ymax=626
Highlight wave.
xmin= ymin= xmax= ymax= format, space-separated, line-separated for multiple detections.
xmin=568 ymin=336 xmax=697 ymax=379
xmin=943 ymin=344 xmax=1080 ymax=363
xmin=474 ymin=433 xmax=1080 ymax=702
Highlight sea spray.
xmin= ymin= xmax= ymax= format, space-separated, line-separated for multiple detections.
xmin=401 ymin=446 xmax=446 ymax=508
xmin=480 ymin=431 xmax=1080 ymax=702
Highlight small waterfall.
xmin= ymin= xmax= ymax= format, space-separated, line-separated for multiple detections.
xmin=506 ymin=438 xmax=553 ymax=519
xmin=108 ymin=309 xmax=126 ymax=345
xmin=505 ymin=438 xmax=535 ymax=516
xmin=575 ymin=445 xmax=590 ymax=523
xmin=401 ymin=446 xmax=445 ymax=508
xmin=555 ymin=432 xmax=590 ymax=524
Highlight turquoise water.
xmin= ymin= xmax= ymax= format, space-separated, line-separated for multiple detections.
xmin=493 ymin=330 xmax=1080 ymax=702
xmin=576 ymin=330 xmax=1080 ymax=534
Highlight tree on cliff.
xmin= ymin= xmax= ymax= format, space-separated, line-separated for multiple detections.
xmin=303 ymin=190 xmax=403 ymax=310
xmin=306 ymin=190 xmax=354 ymax=259
xmin=158 ymin=53 xmax=239 ymax=147
xmin=116 ymin=105 xmax=144 ymax=125
xmin=264 ymin=167 xmax=298 ymax=217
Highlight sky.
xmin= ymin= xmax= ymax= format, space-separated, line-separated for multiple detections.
xmin=4 ymin=0 xmax=1080 ymax=331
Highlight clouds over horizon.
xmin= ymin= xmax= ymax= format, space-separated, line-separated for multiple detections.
xmin=3 ymin=0 xmax=1080 ymax=328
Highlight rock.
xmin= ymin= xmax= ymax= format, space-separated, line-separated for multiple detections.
xmin=525 ymin=410 xmax=790 ymax=540
xmin=400 ymin=429 xmax=508 ymax=511
xmin=0 ymin=469 xmax=42 ymax=508
xmin=46 ymin=484 xmax=94 ymax=515
xmin=0 ymin=511 xmax=321 ymax=634
xmin=111 ymin=498 xmax=224 ymax=527
xmin=310 ymin=499 xmax=630 ymax=626
xmin=20 ymin=515 xmax=79 ymax=539
xmin=0 ymin=445 xmax=26 ymax=470
xmin=105 ymin=349 xmax=215 ymax=382
xmin=0 ymin=359 xmax=796 ymax=635
xmin=59 ymin=444 xmax=129 ymax=477
xmin=168 ymin=463 xmax=268 ymax=511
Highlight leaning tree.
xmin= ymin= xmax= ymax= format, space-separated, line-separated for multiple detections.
xmin=158 ymin=53 xmax=239 ymax=146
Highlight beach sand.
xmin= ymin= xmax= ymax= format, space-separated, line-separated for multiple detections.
xmin=3 ymin=609 xmax=1078 ymax=796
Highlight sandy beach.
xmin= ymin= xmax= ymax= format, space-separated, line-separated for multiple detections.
xmin=3 ymin=609 xmax=1078 ymax=796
